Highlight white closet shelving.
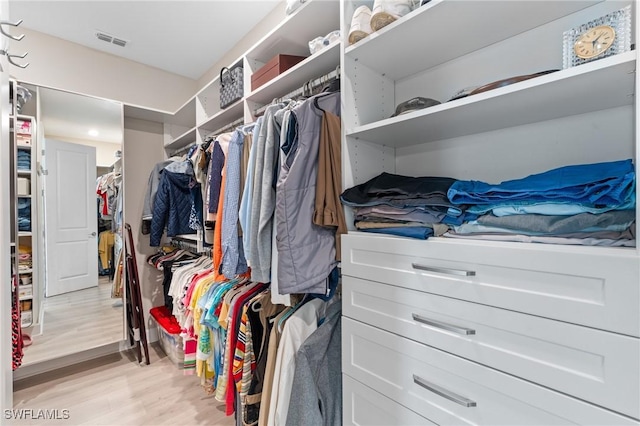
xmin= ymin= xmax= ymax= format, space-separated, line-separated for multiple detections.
xmin=341 ymin=0 xmax=639 ymax=424
xmin=8 ymin=80 xmax=39 ymax=329
xmin=128 ymin=0 xmax=341 ymax=157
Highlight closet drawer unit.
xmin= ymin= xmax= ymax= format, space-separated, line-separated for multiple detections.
xmin=343 ymin=375 xmax=435 ymax=426
xmin=343 ymin=318 xmax=638 ymax=426
xmin=344 ymin=276 xmax=640 ymax=418
xmin=342 ymin=233 xmax=640 ymax=336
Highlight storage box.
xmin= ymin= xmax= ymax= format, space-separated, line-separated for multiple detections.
xmin=16 ymin=135 xmax=32 ymax=147
xmin=17 ymin=178 xmax=30 ymax=195
xmin=251 ymin=54 xmax=307 ymax=91
xmin=150 ymin=306 xmax=185 ymax=368
xmin=21 ymin=310 xmax=32 ymax=327
xmin=18 ymin=284 xmax=33 ymax=299
xmin=16 ymin=119 xmax=31 ymax=135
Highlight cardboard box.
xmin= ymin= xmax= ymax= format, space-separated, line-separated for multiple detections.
xmin=251 ymin=54 xmax=307 ymax=91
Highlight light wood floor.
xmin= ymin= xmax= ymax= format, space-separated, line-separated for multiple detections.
xmin=21 ymin=277 xmax=124 ymax=366
xmin=12 ymin=345 xmax=235 ymax=426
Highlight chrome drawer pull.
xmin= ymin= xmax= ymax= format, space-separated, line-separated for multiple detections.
xmin=411 ymin=263 xmax=476 ymax=277
xmin=413 ymin=375 xmax=477 ymax=408
xmin=412 ymin=313 xmax=476 ymax=335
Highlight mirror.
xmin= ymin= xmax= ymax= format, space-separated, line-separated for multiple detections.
xmin=17 ymin=85 xmax=125 ymax=367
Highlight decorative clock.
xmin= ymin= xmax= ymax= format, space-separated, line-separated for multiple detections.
xmin=562 ymin=5 xmax=632 ymax=69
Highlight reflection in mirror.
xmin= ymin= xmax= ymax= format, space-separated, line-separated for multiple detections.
xmin=18 ymin=86 xmax=125 ymax=367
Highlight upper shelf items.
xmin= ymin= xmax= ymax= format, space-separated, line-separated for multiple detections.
xmin=245 ymin=0 xmax=341 ymax=64
xmin=347 ymin=51 xmax=635 ymax=147
xmin=345 ymin=0 xmax=601 ymax=80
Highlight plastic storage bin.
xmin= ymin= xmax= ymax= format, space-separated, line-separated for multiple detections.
xmin=150 ymin=306 xmax=184 ymax=368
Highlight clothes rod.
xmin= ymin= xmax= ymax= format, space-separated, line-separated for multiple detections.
xmin=206 ymin=117 xmax=246 ymax=139
xmin=170 ymin=143 xmax=195 ymax=157
xmin=254 ymin=66 xmax=340 ymax=117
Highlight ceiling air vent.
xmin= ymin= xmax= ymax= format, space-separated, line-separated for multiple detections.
xmin=95 ymin=31 xmax=128 ymax=48
xmin=112 ymin=38 xmax=127 ymax=48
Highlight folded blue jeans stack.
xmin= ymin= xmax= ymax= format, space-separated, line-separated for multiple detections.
xmin=17 ymin=198 xmax=31 ymax=232
xmin=17 ymin=149 xmax=30 ymax=171
xmin=446 ymin=159 xmax=636 ymax=246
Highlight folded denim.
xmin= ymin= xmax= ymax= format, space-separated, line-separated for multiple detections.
xmin=454 ymin=215 xmax=634 ymax=236
xmin=360 ymin=226 xmax=434 ymax=239
xmin=357 ymin=221 xmax=449 ymax=236
xmin=468 ymin=195 xmax=636 ymax=216
xmin=476 ymin=210 xmax=635 ymax=235
xmin=448 ymin=159 xmax=635 ymax=207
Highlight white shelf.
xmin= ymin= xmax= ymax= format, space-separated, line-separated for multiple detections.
xmin=344 ymin=0 xmax=600 ymax=80
xmin=17 ymin=194 xmax=31 ymax=198
xmin=19 ymin=296 xmax=32 ymax=301
xmin=18 ymin=269 xmax=33 ymax=274
xmin=346 ymin=231 xmax=636 ymax=256
xmin=164 ymin=127 xmax=197 ymax=151
xmin=18 ymin=232 xmax=32 ymax=237
xmin=198 ymin=99 xmax=244 ymax=134
xmin=347 ymin=52 xmax=636 ymax=147
xmin=246 ymin=0 xmax=340 ymax=63
xmin=247 ymin=42 xmax=341 ymax=105
xmin=17 ymin=170 xmax=31 ymax=175
xmin=16 ymin=145 xmax=31 ymax=151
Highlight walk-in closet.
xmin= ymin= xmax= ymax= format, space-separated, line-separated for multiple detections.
xmin=1 ymin=1 xmax=639 ymax=425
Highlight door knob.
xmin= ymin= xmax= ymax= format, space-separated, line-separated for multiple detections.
xmin=89 ymin=232 xmax=97 ymax=237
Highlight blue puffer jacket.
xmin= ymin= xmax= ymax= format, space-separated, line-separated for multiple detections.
xmin=150 ymin=169 xmax=201 ymax=246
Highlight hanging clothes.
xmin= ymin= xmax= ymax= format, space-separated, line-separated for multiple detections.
xmin=286 ymin=301 xmax=342 ymax=426
xmin=313 ymin=109 xmax=347 ymax=261
xmin=276 ymin=92 xmax=341 ymax=295
xmin=11 ymin=268 xmax=24 ymax=370
xmin=150 ymin=161 xmax=203 ymax=247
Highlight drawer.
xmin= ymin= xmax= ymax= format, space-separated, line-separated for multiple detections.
xmin=343 ymin=375 xmax=435 ymax=426
xmin=343 ymin=318 xmax=638 ymax=425
xmin=344 ymin=276 xmax=640 ymax=418
xmin=342 ymin=232 xmax=640 ymax=336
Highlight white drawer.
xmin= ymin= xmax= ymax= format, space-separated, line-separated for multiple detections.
xmin=343 ymin=375 xmax=435 ymax=426
xmin=344 ymin=276 xmax=640 ymax=418
xmin=343 ymin=318 xmax=638 ymax=425
xmin=342 ymin=233 xmax=640 ymax=336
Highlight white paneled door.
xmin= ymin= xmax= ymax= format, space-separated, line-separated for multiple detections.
xmin=43 ymin=139 xmax=98 ymax=296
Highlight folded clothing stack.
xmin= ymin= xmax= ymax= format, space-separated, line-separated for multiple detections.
xmin=17 ymin=149 xmax=30 ymax=171
xmin=340 ymin=172 xmax=472 ymax=239
xmin=446 ymin=159 xmax=636 ymax=247
xmin=18 ymin=246 xmax=32 ymax=272
xmin=17 ymin=198 xmax=30 ymax=232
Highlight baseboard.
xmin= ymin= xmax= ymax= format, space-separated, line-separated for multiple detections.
xmin=13 ymin=341 xmax=123 ymax=382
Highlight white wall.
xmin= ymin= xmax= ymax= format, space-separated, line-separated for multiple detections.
xmin=197 ymin=2 xmax=287 ymax=89
xmin=45 ymin=135 xmax=120 ymax=167
xmin=12 ymin=28 xmax=197 ymax=112
xmin=122 ymin=117 xmax=164 ymax=339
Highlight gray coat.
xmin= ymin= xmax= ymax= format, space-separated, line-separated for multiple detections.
xmin=286 ymin=301 xmax=342 ymax=426
xmin=276 ymin=92 xmax=340 ymax=294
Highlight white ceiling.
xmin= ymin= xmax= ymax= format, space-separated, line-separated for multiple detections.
xmin=39 ymin=87 xmax=123 ymax=144
xmin=9 ymin=0 xmax=282 ymax=79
